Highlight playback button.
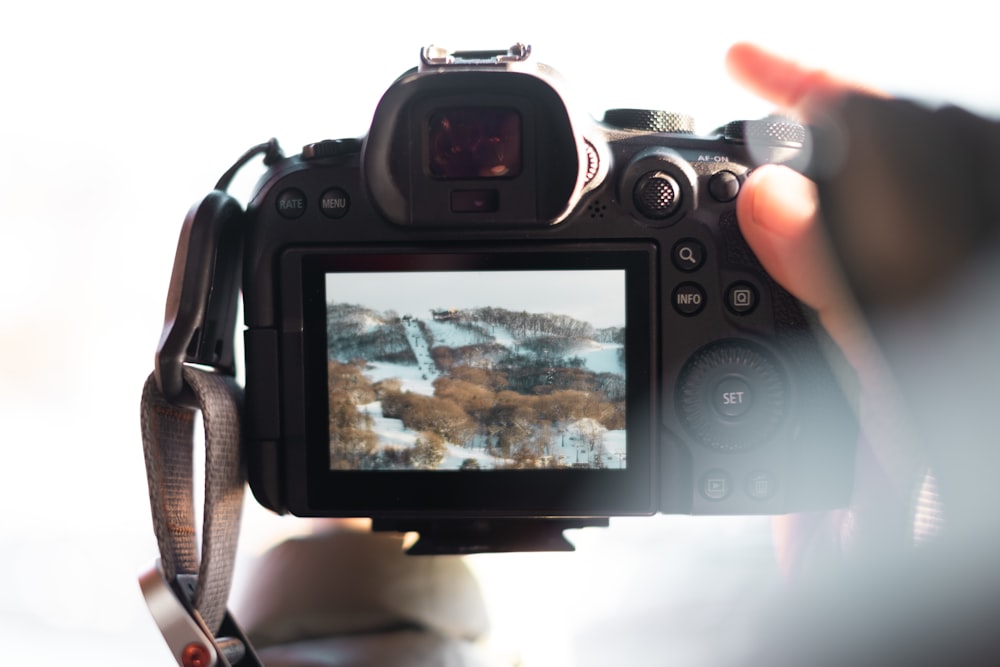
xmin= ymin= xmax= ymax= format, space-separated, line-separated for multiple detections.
xmin=700 ymin=469 xmax=732 ymax=501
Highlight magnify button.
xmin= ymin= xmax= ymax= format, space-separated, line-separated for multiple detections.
xmin=673 ymin=239 xmax=706 ymax=272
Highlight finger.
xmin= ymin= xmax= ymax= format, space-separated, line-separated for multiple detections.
xmin=737 ymin=164 xmax=861 ymax=350
xmin=725 ymin=42 xmax=885 ymax=118
xmin=740 ymin=166 xmax=887 ymax=576
xmin=771 ymin=510 xmax=849 ymax=579
xmin=737 ymin=164 xmax=827 ymax=308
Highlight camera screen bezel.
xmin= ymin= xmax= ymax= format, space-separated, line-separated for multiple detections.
xmin=283 ymin=243 xmax=658 ymax=518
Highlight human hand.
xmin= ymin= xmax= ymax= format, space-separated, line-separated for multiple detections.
xmin=725 ymin=42 xmax=883 ymax=359
xmin=725 ymin=43 xmax=929 ymax=576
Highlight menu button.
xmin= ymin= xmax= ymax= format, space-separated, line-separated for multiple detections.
xmin=320 ymin=188 xmax=351 ymax=219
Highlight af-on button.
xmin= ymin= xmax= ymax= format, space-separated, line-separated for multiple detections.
xmin=708 ymin=170 xmax=740 ymax=202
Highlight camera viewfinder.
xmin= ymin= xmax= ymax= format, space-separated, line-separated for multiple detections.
xmin=428 ymin=108 xmax=522 ymax=179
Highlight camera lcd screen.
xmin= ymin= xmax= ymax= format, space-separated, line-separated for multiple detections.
xmin=325 ymin=269 xmax=626 ymax=472
xmin=427 ymin=108 xmax=522 ymax=179
xmin=294 ymin=247 xmax=655 ymax=516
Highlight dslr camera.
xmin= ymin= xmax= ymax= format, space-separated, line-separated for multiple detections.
xmin=159 ymin=44 xmax=855 ymax=552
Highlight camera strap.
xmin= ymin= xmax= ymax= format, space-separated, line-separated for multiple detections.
xmin=140 ymin=366 xmax=257 ymax=666
xmin=139 ymin=141 xmax=283 ymax=666
xmin=141 ymin=366 xmax=243 ymax=633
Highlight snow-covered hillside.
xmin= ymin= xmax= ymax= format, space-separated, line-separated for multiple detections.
xmin=327 ymin=304 xmax=626 ymax=471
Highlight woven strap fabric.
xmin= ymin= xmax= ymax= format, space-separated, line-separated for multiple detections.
xmin=141 ymin=366 xmax=245 ymax=635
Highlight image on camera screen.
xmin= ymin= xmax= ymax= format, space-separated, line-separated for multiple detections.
xmin=325 ymin=269 xmax=626 ymax=472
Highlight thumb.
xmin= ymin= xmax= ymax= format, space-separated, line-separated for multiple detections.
xmin=737 ymin=164 xmax=858 ymax=349
xmin=742 ymin=165 xmax=924 ymax=573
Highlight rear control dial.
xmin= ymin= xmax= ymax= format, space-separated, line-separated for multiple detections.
xmin=676 ymin=340 xmax=787 ymax=452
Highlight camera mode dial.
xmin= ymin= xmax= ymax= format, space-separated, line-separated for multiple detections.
xmin=603 ymin=109 xmax=695 ymax=134
xmin=677 ymin=340 xmax=787 ymax=452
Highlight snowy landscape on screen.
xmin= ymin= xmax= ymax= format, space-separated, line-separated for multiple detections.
xmin=325 ymin=271 xmax=627 ymax=471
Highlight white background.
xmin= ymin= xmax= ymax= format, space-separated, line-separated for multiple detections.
xmin=1 ymin=2 xmax=996 ymax=665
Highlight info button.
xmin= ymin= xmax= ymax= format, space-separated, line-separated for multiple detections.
xmin=672 ymin=283 xmax=706 ymax=316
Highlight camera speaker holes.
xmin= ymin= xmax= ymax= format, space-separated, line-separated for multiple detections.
xmin=587 ymin=200 xmax=608 ymax=219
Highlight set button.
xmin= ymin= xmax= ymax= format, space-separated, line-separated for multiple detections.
xmin=713 ymin=376 xmax=752 ymax=418
xmin=676 ymin=339 xmax=787 ymax=452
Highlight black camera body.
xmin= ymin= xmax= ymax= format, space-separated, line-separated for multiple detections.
xmin=234 ymin=45 xmax=855 ymax=533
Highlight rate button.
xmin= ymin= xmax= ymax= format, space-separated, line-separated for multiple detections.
xmin=276 ymin=188 xmax=307 ymax=219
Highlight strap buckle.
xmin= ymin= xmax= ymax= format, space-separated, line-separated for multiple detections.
xmin=140 ymin=562 xmax=258 ymax=667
